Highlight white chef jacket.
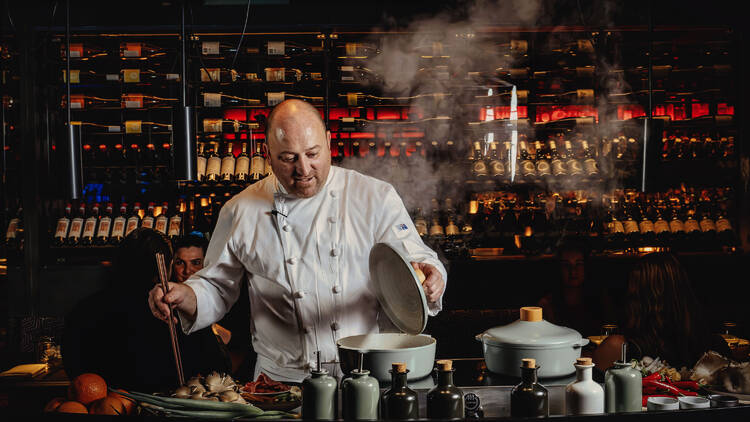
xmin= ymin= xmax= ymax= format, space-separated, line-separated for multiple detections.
xmin=180 ymin=166 xmax=447 ymax=382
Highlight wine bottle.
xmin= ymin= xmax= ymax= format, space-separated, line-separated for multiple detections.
xmin=534 ymin=140 xmax=552 ymax=178
xmin=154 ymin=202 xmax=169 ymax=235
xmin=196 ymin=142 xmax=207 ymax=182
xmin=234 ymin=142 xmax=250 ymax=183
xmin=125 ymin=202 xmax=142 ymax=237
xmin=220 ymin=142 xmax=236 ymax=184
xmin=62 ymin=94 xmax=119 ymax=110
xmin=250 ymin=140 xmax=265 ymax=182
xmin=121 ymin=94 xmax=178 ymax=109
xmin=413 ymin=208 xmax=428 ymax=238
xmin=80 ymin=203 xmax=100 ymax=246
xmin=141 ymin=202 xmax=157 ymax=230
xmin=549 ymin=139 xmax=567 ymax=178
xmin=167 ymin=201 xmax=184 ymax=241
xmin=61 ymin=42 xmax=107 ymax=59
xmin=581 ymin=139 xmax=599 ymax=177
xmin=109 ymin=203 xmax=128 ymax=245
xmin=119 ymin=42 xmax=167 ymax=59
xmin=66 ymin=203 xmax=86 ymax=246
xmin=488 ymin=141 xmax=505 ymax=180
xmin=518 ymin=139 xmax=536 ymax=179
xmin=638 ymin=201 xmax=656 ymax=246
xmin=205 ymin=143 xmax=222 ymax=184
xmin=201 ymin=92 xmax=261 ymax=108
xmin=199 ymin=67 xmax=240 ymax=84
xmin=470 ymin=141 xmax=488 ymax=180
xmin=53 ymin=204 xmax=72 ymax=246
xmin=564 ymin=140 xmax=583 ymax=177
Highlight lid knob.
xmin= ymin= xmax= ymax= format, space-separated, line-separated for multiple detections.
xmin=392 ymin=362 xmax=407 ymax=373
xmin=436 ymin=359 xmax=452 ymax=371
xmin=576 ymin=357 xmax=593 ymax=366
xmin=521 ymin=358 xmax=536 ymax=368
xmin=520 ymin=306 xmax=543 ymax=322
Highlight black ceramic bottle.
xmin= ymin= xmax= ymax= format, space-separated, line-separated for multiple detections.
xmin=510 ymin=358 xmax=549 ymax=417
xmin=381 ymin=363 xmax=419 ymax=420
xmin=427 ymin=360 xmax=464 ymax=419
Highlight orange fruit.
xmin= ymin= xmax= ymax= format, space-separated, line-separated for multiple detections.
xmin=68 ymin=373 xmax=107 ymax=405
xmin=56 ymin=401 xmax=88 ymax=414
xmin=109 ymin=390 xmax=136 ymax=415
xmin=43 ymin=397 xmax=66 ymax=413
xmin=89 ymin=396 xmax=126 ymax=415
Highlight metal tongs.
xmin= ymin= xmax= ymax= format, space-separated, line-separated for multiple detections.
xmin=156 ymin=252 xmax=185 ymax=386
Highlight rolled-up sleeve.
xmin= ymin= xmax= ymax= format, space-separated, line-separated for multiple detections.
xmin=374 ymin=185 xmax=447 ymax=315
xmin=180 ymin=203 xmax=246 ymax=334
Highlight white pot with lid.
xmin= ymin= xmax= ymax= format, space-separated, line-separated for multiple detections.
xmin=476 ymin=307 xmax=589 ymax=378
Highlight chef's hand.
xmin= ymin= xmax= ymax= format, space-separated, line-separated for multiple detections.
xmin=411 ymin=262 xmax=445 ymax=304
xmin=148 ymin=282 xmax=197 ymax=325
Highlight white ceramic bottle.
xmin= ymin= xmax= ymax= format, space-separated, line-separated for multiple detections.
xmin=565 ymin=357 xmax=604 ymax=415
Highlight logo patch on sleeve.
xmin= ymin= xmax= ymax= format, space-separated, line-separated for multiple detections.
xmin=392 ymin=223 xmax=410 ymax=239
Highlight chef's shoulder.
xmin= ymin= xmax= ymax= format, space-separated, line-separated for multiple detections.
xmin=221 ymin=177 xmax=276 ymax=220
xmin=337 ymin=167 xmax=400 ymax=206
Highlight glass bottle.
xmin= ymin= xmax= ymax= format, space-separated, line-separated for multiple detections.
xmin=534 ymin=140 xmax=552 ymax=178
xmin=125 ymin=202 xmax=142 ymax=237
xmin=426 ymin=360 xmax=464 ymax=420
xmin=250 ymin=140 xmax=265 ymax=182
xmin=510 ymin=358 xmax=549 ymax=417
xmin=140 ymin=202 xmax=157 ymax=230
xmin=155 ymin=202 xmax=169 ymax=235
xmin=220 ymin=141 xmax=236 ymax=184
xmin=167 ymin=200 xmax=184 ymax=241
xmin=66 ymin=203 xmax=86 ymax=246
xmin=80 ymin=203 xmax=100 ymax=246
xmin=487 ymin=141 xmax=505 ymax=181
xmin=564 ymin=140 xmax=583 ymax=177
xmin=205 ymin=143 xmax=222 ymax=184
xmin=381 ymin=363 xmax=419 ymax=420
xmin=196 ymin=142 xmax=207 ymax=182
xmin=109 ymin=203 xmax=128 ymax=245
xmin=234 ymin=142 xmax=250 ymax=184
xmin=471 ymin=141 xmax=489 ymax=180
xmin=53 ymin=203 xmax=72 ymax=247
xmin=518 ymin=139 xmax=536 ymax=179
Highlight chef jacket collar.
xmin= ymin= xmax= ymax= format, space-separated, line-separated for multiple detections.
xmin=273 ymin=166 xmax=336 ymax=200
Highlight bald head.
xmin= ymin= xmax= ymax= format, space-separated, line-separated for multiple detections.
xmin=264 ymin=99 xmax=331 ymax=198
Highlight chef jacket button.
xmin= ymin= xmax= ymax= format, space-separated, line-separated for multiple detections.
xmin=330 ymin=190 xmax=338 ymax=198
xmin=287 ymin=257 xmax=298 ymax=265
xmin=332 ymin=285 xmax=341 ymax=294
xmin=293 ymin=290 xmax=305 ymax=299
xmin=331 ymin=247 xmax=341 ymax=257
xmin=282 ymin=224 xmax=292 ymax=232
xmin=328 ymin=216 xmax=337 ymax=224
xmin=330 ymin=322 xmax=340 ymax=331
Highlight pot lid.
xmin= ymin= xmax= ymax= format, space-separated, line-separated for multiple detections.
xmin=369 ymin=242 xmax=429 ymax=335
xmin=479 ymin=307 xmax=583 ymax=348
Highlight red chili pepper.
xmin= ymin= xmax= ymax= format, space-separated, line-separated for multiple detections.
xmin=643 ymin=373 xmax=663 ymax=382
xmin=643 ymin=379 xmax=698 ymax=397
xmin=671 ymin=380 xmax=700 ymax=391
xmin=643 ymin=394 xmax=677 ymax=407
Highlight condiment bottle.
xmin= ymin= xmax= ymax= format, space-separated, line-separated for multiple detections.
xmin=604 ymin=344 xmax=642 ymax=413
xmin=510 ymin=358 xmax=549 ymax=417
xmin=381 ymin=362 xmax=419 ymax=420
xmin=302 ymin=351 xmax=338 ymax=420
xmin=427 ymin=359 xmax=464 ymax=420
xmin=342 ymin=354 xmax=380 ymax=420
xmin=565 ymin=357 xmax=604 ymax=415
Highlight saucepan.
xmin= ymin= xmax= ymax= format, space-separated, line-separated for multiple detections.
xmin=337 ymin=333 xmax=436 ymax=382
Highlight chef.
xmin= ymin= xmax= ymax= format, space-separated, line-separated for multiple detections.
xmin=149 ymin=99 xmax=447 ymax=382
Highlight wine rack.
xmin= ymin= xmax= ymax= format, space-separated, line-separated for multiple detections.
xmin=1 ymin=35 xmax=22 ymax=259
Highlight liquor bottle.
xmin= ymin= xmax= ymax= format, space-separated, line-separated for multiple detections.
xmin=62 ymin=94 xmax=119 ymax=110
xmin=511 ymin=358 xmax=549 ymax=417
xmin=549 ymin=139 xmax=567 ymax=178
xmin=250 ymin=140 xmax=266 ymax=182
xmin=638 ymin=201 xmax=656 ymax=246
xmin=141 ymin=202 xmax=157 ymax=230
xmin=121 ymin=94 xmax=178 ymax=109
xmin=716 ymin=207 xmax=737 ymax=249
xmin=581 ymin=139 xmax=599 ymax=177
xmin=199 ymin=67 xmax=240 ymax=84
xmin=119 ymin=42 xmax=167 ymax=59
xmin=653 ymin=205 xmax=671 ymax=247
xmin=428 ymin=214 xmax=445 ymax=245
xmin=220 ymin=142 xmax=236 ymax=184
xmin=196 ymin=142 xmax=207 ymax=182
xmin=564 ymin=140 xmax=583 ymax=177
xmin=80 ymin=203 xmax=100 ymax=246
xmin=200 ymin=92 xmax=261 ymax=108
xmin=470 ymin=141 xmax=488 ymax=180
xmin=683 ymin=206 xmax=701 ymax=249
xmin=534 ymin=140 xmax=552 ymax=178
xmin=61 ymin=42 xmax=107 ymax=59
xmin=338 ymin=41 xmax=381 ymax=58
xmin=622 ymin=201 xmax=640 ymax=250
xmin=426 ymin=360 xmax=464 ymax=420
xmin=94 ymin=203 xmax=113 ymax=245
xmin=205 ymin=143 xmax=222 ymax=184
xmin=234 ymin=142 xmax=250 ymax=183
xmin=698 ymin=197 xmax=717 ymax=249
xmin=338 ymin=65 xmax=384 ymax=86
xmin=263 ymin=40 xmax=321 ymax=56
xmin=605 ymin=199 xmax=625 ymax=251
xmin=381 ymin=363 xmax=419 ymax=420
xmin=413 ymin=208 xmax=428 ymax=238
xmin=125 ymin=202 xmax=142 ymax=237
xmin=486 ymin=141 xmax=505 ymax=181
xmin=109 ymin=203 xmax=128 ymax=245
xmin=518 ymin=139 xmax=536 ymax=179
xmin=154 ymin=202 xmax=169 ymax=235
xmin=197 ymin=40 xmax=238 ymax=57
xmin=66 ymin=203 xmax=86 ymax=246
xmin=668 ymin=204 xmax=687 ymax=250
xmin=167 ymin=201 xmax=184 ymax=241
xmin=53 ymin=203 xmax=72 ymax=247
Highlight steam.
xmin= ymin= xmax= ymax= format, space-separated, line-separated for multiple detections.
xmin=338 ymin=0 xmax=634 ymax=214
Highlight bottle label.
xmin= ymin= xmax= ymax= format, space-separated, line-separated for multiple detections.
xmin=267 ymin=92 xmax=285 ymax=106
xmin=567 ymin=159 xmax=583 ymax=175
xmin=111 ymin=217 xmax=126 ymax=238
xmin=123 ymin=94 xmax=143 ymax=109
xmin=125 ymin=217 xmax=139 ymax=236
xmin=624 ymin=220 xmax=640 ymax=234
xmin=201 ymin=68 xmax=221 ymax=82
xmin=221 ymin=156 xmax=236 ymax=178
xmin=82 ymin=218 xmax=97 ymax=238
xmin=521 ymin=160 xmax=536 ymax=177
xmin=203 ymin=118 xmax=222 ymax=132
xmin=576 ymin=89 xmax=595 ymax=102
xmin=68 ymin=218 xmax=84 ymax=239
xmin=197 ymin=156 xmax=207 ymax=180
xmin=415 ymin=219 xmax=428 ymax=237
xmin=654 ymin=220 xmax=670 ymax=234
xmin=6 ymin=218 xmax=19 ymax=240
xmin=445 ymin=223 xmax=460 ymax=236
xmin=204 ymin=93 xmax=222 ymax=108
xmin=429 ymin=224 xmax=445 ymax=236
xmin=551 ymin=158 xmax=566 ymax=176
xmin=716 ymin=218 xmax=732 ymax=232
xmin=206 ymin=157 xmax=222 ymax=177
xmin=669 ymin=219 xmax=685 ymax=233
xmin=510 ymin=39 xmax=528 ymax=53
xmin=639 ymin=219 xmax=655 ymax=234
xmin=97 ymin=217 xmax=111 ymax=238
xmin=267 ymin=41 xmax=285 ymax=55
xmin=107 ymin=125 xmax=121 ymax=133
xmin=490 ymin=161 xmax=505 ymax=177
xmin=70 ymin=95 xmax=84 ymax=109
xmin=536 ymin=160 xmax=551 ymax=176
xmin=684 ymin=218 xmax=700 ymax=233
xmin=583 ymin=158 xmax=598 ymax=176
xmin=166 ymin=73 xmax=180 ymax=81
xmin=700 ymin=218 xmax=716 ymax=233
xmin=235 ymin=156 xmax=250 ymax=177
xmin=123 ymin=69 xmax=140 ymax=83
xmin=55 ymin=218 xmax=70 ymax=238
xmin=123 ymin=42 xmax=142 ymax=57
xmin=68 ymin=44 xmax=83 ymax=58
xmin=264 ymin=160 xmax=273 ymax=176
xmin=155 ymin=217 xmax=168 ymax=234
xmin=125 ymin=120 xmax=142 ymax=134
xmin=609 ymin=220 xmax=625 ymax=234
xmin=346 ymin=92 xmax=359 ymax=106
xmin=265 ymin=67 xmax=285 ymax=82
xmin=168 ymin=216 xmax=182 ymax=236
xmin=202 ymin=41 xmax=220 ymax=55
xmin=472 ymin=161 xmax=488 ymax=177
xmin=65 ymin=69 xmax=80 ymax=84
xmin=345 ymin=43 xmax=358 ymax=56
xmin=106 ymin=73 xmax=120 ymax=81
xmin=251 ymin=156 xmax=265 ymax=178
xmin=141 ymin=216 xmax=154 ymax=229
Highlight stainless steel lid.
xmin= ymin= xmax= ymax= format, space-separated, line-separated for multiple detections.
xmin=368 ymin=242 xmax=429 ymax=335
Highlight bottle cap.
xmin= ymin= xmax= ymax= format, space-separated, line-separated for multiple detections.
xmin=521 ymin=358 xmax=536 ymax=368
xmin=576 ymin=357 xmax=593 ymax=366
xmin=436 ymin=360 xmax=452 ymax=371
xmin=392 ymin=362 xmax=407 ymax=373
xmin=520 ymin=306 xmax=543 ymax=322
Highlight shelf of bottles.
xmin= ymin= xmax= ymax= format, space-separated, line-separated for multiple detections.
xmin=1 ymin=35 xmax=23 ymax=259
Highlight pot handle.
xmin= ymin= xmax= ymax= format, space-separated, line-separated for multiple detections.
xmin=572 ymin=338 xmax=590 ymax=348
